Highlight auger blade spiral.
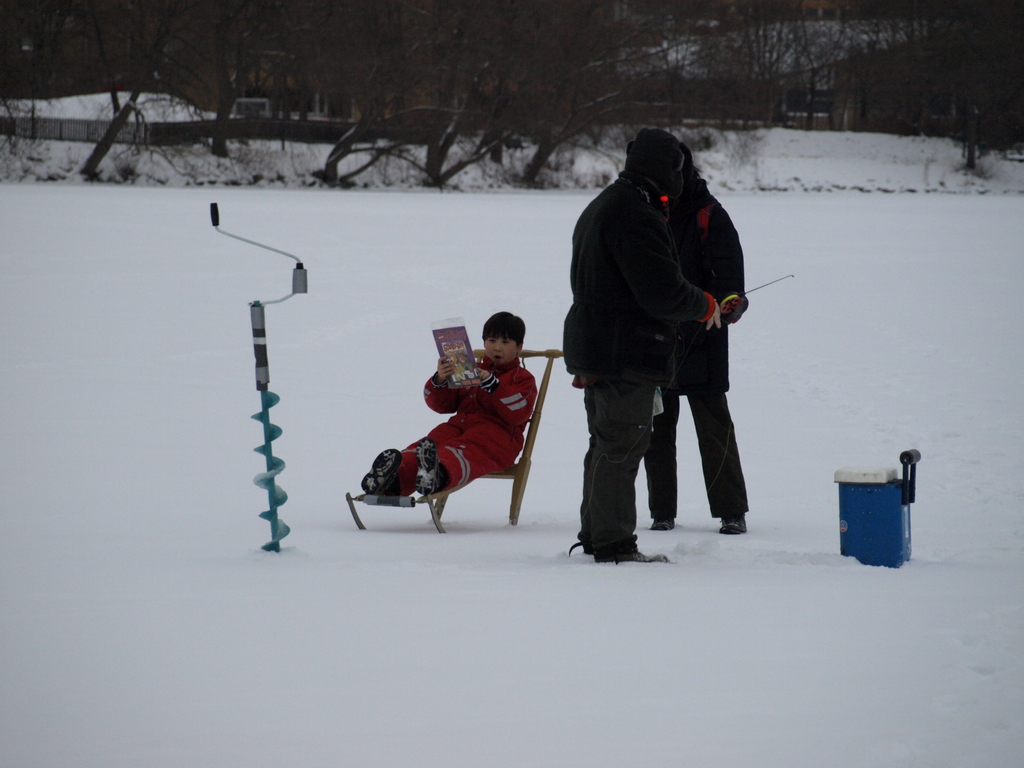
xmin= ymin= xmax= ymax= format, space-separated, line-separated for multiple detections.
xmin=253 ymin=389 xmax=289 ymax=552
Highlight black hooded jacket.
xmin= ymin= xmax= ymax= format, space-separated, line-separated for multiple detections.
xmin=669 ymin=178 xmax=745 ymax=395
xmin=563 ymin=171 xmax=711 ymax=385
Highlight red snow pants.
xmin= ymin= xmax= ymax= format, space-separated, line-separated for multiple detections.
xmin=394 ymin=421 xmax=521 ymax=496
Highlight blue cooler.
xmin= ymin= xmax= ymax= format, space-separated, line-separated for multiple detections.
xmin=835 ymin=450 xmax=920 ymax=568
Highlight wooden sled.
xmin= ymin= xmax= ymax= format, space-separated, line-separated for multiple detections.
xmin=346 ymin=491 xmax=449 ymax=533
xmin=347 ymin=348 xmax=563 ymax=532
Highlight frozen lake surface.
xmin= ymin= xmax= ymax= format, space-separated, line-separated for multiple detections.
xmin=2 ymin=185 xmax=1022 ymax=767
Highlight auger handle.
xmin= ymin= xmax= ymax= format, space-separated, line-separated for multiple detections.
xmin=209 ymin=202 xmax=302 ymax=263
xmin=212 ymin=202 xmax=308 ymax=303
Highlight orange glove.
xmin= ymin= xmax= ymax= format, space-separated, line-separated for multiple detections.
xmin=699 ymin=292 xmax=721 ymax=329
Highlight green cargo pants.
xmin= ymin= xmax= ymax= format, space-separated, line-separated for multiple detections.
xmin=578 ymin=378 xmax=657 ymax=553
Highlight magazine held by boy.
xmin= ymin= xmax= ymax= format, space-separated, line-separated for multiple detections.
xmin=431 ymin=317 xmax=481 ymax=388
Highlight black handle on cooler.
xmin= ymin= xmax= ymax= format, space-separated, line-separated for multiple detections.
xmin=900 ymin=449 xmax=921 ymax=505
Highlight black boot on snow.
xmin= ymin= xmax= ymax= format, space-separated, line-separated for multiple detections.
xmin=595 ymin=550 xmax=670 ymax=564
xmin=361 ymin=448 xmax=402 ymax=495
xmin=719 ymin=514 xmax=747 ymax=534
xmin=594 ymin=541 xmax=670 ymax=564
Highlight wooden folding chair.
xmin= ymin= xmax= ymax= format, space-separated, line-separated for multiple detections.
xmin=346 ymin=348 xmax=563 ymax=532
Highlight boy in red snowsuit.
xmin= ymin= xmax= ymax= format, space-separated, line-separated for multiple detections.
xmin=361 ymin=312 xmax=538 ymax=497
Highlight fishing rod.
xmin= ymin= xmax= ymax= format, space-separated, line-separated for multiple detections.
xmin=746 ymin=274 xmax=794 ymax=294
xmin=720 ymin=275 xmax=793 ymax=319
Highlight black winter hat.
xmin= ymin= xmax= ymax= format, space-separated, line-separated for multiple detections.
xmin=624 ymin=128 xmax=685 ymax=198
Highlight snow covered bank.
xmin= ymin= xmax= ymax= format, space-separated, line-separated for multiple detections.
xmin=4 ymin=94 xmax=1023 ymax=193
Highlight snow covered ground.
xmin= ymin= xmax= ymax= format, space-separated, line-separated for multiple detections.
xmin=2 ymin=141 xmax=1024 ymax=767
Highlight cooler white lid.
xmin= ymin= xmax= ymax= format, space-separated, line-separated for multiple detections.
xmin=834 ymin=467 xmax=898 ymax=484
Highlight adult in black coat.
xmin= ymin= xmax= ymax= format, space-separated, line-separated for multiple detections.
xmin=564 ymin=128 xmax=720 ymax=562
xmin=642 ymin=141 xmax=750 ymax=534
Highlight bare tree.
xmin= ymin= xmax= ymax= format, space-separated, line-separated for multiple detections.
xmin=80 ymin=0 xmax=204 ymax=178
xmin=965 ymin=0 xmax=1024 ymax=153
xmin=204 ymin=0 xmax=270 ymax=158
xmin=2 ymin=1 xmax=99 ymax=101
xmin=308 ymin=1 xmax=415 ymax=184
xmin=514 ymin=0 xmax=658 ymax=186
xmin=791 ymin=11 xmax=853 ymax=129
xmin=726 ymin=1 xmax=801 ymax=126
xmin=841 ymin=1 xmax=976 ymax=136
xmin=82 ymin=0 xmax=123 ymax=114
xmin=388 ymin=0 xmax=522 ymax=188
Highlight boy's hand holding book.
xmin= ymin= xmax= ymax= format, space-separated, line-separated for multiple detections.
xmin=434 ymin=355 xmax=482 ymax=387
xmin=435 ymin=356 xmax=457 ymax=386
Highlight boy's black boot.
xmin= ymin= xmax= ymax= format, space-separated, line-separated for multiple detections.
xmin=361 ymin=449 xmax=402 ymax=495
xmin=415 ymin=438 xmax=449 ymax=495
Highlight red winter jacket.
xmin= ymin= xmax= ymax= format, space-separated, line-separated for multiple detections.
xmin=423 ymin=356 xmax=538 ymax=457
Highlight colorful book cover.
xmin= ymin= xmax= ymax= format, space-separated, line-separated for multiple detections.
xmin=431 ymin=317 xmax=481 ymax=388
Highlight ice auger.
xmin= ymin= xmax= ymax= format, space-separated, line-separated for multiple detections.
xmin=211 ymin=203 xmax=308 ymax=551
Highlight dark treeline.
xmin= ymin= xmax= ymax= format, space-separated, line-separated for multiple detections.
xmin=2 ymin=0 xmax=1021 ymax=184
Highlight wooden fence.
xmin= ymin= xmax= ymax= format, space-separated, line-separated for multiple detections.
xmin=1 ymin=115 xmax=149 ymax=144
xmin=0 ymin=115 xmax=387 ymax=146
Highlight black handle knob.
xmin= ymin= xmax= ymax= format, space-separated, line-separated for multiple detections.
xmin=900 ymin=449 xmax=920 ymax=505
xmin=900 ymin=449 xmax=921 ymax=466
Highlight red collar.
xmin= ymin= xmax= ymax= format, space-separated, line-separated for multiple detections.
xmin=481 ymin=356 xmax=521 ymax=374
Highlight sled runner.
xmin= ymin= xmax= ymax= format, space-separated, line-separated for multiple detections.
xmin=346 ymin=348 xmax=563 ymax=533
